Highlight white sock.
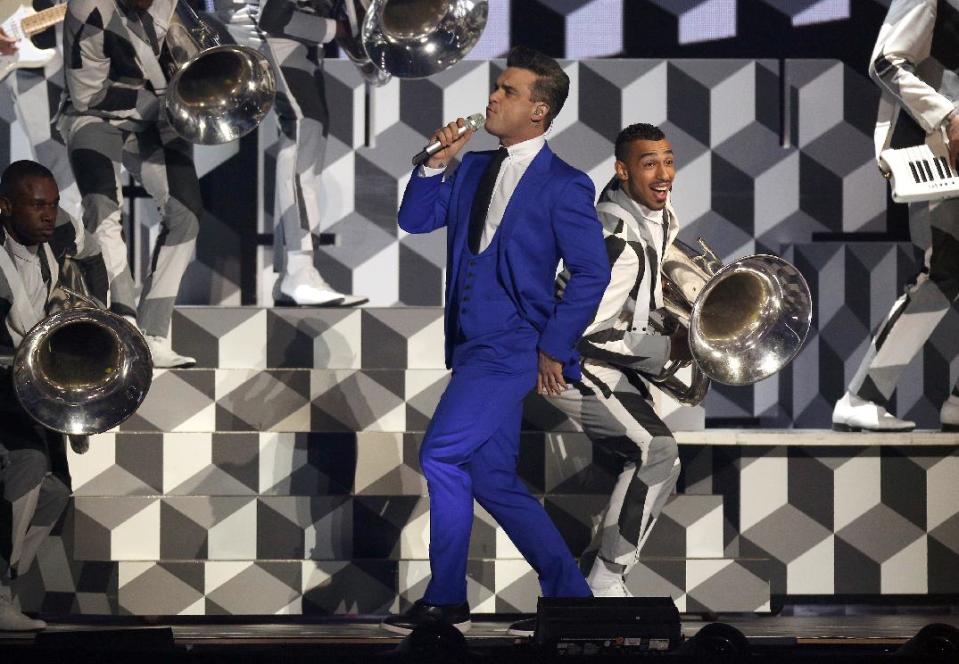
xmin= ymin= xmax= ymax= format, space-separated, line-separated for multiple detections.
xmin=588 ymin=557 xmax=624 ymax=589
xmin=285 ymin=251 xmax=314 ymax=275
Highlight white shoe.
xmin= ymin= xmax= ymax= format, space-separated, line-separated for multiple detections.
xmin=591 ymin=578 xmax=634 ymax=598
xmin=941 ymin=395 xmax=959 ymax=432
xmin=274 ymin=268 xmax=350 ymax=307
xmin=506 ymin=617 xmax=536 ymax=637
xmin=587 ymin=556 xmax=634 ymax=597
xmin=0 ymin=585 xmax=46 ymax=632
xmin=832 ymin=392 xmax=915 ymax=432
xmin=144 ymin=335 xmax=196 ymax=369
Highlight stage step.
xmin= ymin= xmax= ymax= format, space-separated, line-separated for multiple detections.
xmin=118 ymin=368 xmax=448 ymax=434
xmin=170 ymin=306 xmax=445 ymax=370
xmin=166 ymin=305 xmax=703 ymax=432
xmin=72 ymin=431 xmax=622 ymax=497
xmin=69 ymin=493 xmax=725 ymax=563
xmin=19 ymin=556 xmax=769 ymax=616
xmin=118 ymin=367 xmax=712 ymax=434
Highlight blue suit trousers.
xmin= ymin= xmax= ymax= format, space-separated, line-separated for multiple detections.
xmin=421 ymin=362 xmax=591 ymax=605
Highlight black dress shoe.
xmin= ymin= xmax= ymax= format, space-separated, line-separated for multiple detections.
xmin=507 ymin=617 xmax=536 ymax=638
xmin=381 ymin=599 xmax=471 ymax=635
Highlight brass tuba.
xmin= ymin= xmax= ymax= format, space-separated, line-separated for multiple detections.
xmin=13 ymin=261 xmax=152 ymax=435
xmin=649 ymin=238 xmax=812 ymax=406
xmin=337 ymin=0 xmax=489 ymax=85
xmin=162 ymin=0 xmax=276 ymax=145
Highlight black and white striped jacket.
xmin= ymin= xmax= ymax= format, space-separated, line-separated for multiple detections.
xmin=870 ymin=0 xmax=959 ymax=155
xmin=561 ymin=180 xmax=679 ymax=377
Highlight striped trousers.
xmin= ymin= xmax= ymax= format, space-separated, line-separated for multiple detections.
xmin=849 ymin=196 xmax=959 ymax=406
xmin=60 ymin=115 xmax=203 ymax=338
xmin=266 ymin=37 xmax=330 ymax=269
xmin=549 ymin=361 xmax=681 ymax=576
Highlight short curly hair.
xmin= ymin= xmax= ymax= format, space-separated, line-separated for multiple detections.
xmin=614 ymin=123 xmax=667 ymax=162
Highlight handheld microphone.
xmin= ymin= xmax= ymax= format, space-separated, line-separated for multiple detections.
xmin=412 ymin=113 xmax=485 ymax=166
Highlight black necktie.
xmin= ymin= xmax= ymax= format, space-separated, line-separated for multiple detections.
xmin=468 ymin=147 xmax=508 ymax=254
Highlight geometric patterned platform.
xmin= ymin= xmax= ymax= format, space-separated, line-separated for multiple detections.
xmin=116 ymin=366 xmax=703 ymax=435
xmin=30 ymin=428 xmax=954 ymax=615
xmin=115 ymin=368 xmax=448 ymax=434
xmin=170 ymin=307 xmax=446 ymax=370
xmin=67 ymin=493 xmax=728 ymax=563
xmin=25 ymin=557 xmax=769 ymax=616
xmin=16 ymin=302 xmax=959 ymax=616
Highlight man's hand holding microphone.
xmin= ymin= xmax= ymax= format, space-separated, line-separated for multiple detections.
xmin=413 ymin=114 xmax=485 ymax=169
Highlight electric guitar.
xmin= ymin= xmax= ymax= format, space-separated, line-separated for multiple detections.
xmin=0 ymin=1 xmax=68 ymax=80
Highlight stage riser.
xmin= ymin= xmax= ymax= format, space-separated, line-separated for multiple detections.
xmin=116 ymin=370 xmax=702 ymax=434
xmin=169 ymin=308 xmax=446 ymax=371
xmin=167 ymin=292 xmax=959 ymax=434
xmin=72 ymin=432 xmax=959 ymax=498
xmin=68 ymin=494 xmax=724 ymax=562
xmin=18 ymin=557 xmax=770 ymax=616
xmin=680 ymin=445 xmax=959 ymax=597
xmin=70 ymin=432 xmax=698 ymax=498
xmin=14 ymin=440 xmax=952 ymax=614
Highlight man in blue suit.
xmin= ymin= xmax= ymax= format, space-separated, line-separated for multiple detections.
xmin=381 ymin=47 xmax=611 ymax=635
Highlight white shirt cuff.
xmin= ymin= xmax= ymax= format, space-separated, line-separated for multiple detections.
xmin=419 ymin=164 xmax=446 ymax=178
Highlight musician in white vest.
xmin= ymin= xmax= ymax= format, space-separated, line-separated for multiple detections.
xmin=0 ymin=161 xmax=106 ymax=631
xmin=0 ymin=0 xmax=81 ymax=220
xmin=833 ymin=0 xmax=959 ymax=431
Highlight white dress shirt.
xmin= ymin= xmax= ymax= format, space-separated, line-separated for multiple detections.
xmin=421 ymin=134 xmax=547 ymax=252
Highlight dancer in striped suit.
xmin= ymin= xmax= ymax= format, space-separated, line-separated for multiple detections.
xmin=832 ymin=0 xmax=959 ymax=431
xmin=549 ymin=123 xmax=683 ymax=598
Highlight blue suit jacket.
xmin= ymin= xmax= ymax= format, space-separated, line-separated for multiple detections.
xmin=398 ymin=143 xmax=610 ymax=381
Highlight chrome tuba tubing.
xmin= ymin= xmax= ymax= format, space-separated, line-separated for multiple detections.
xmin=162 ymin=0 xmax=276 ymax=144
xmin=649 ymin=238 xmax=812 ymax=406
xmin=12 ymin=261 xmax=152 ymax=435
xmin=337 ymin=0 xmax=488 ymax=84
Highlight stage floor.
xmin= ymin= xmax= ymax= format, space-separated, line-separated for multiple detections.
xmin=2 ymin=614 xmax=957 ymax=646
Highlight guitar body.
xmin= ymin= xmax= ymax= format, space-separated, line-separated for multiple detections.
xmin=0 ymin=2 xmax=57 ymax=80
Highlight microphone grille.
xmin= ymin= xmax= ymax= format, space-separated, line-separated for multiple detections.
xmin=466 ymin=113 xmax=485 ymax=131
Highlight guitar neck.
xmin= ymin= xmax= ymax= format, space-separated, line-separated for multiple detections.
xmin=21 ymin=4 xmax=67 ymax=37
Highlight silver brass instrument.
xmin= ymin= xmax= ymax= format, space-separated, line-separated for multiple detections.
xmin=650 ymin=238 xmax=812 ymax=406
xmin=13 ymin=261 xmax=152 ymax=435
xmin=337 ymin=0 xmax=489 ymax=85
xmin=163 ymin=0 xmax=276 ymax=145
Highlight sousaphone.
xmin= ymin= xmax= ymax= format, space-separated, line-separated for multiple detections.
xmin=337 ymin=0 xmax=489 ymax=85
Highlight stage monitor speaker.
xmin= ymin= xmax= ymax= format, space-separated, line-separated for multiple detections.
xmin=895 ymin=623 xmax=959 ymax=658
xmin=533 ymin=596 xmax=681 ymax=655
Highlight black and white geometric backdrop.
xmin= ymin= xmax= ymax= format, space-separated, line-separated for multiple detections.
xmin=6 ymin=0 xmax=959 ymax=617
